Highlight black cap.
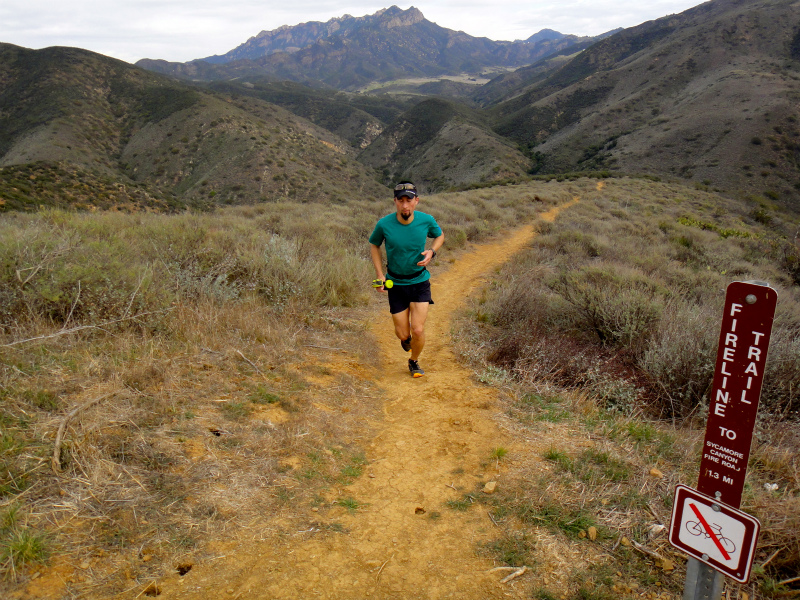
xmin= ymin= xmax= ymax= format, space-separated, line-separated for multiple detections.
xmin=394 ymin=182 xmax=417 ymax=199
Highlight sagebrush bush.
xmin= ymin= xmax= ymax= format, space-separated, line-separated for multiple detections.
xmin=0 ymin=210 xmax=373 ymax=332
xmin=464 ymin=178 xmax=800 ymax=420
xmin=0 ymin=181 xmax=568 ymax=336
xmin=545 ymin=265 xmax=665 ymax=352
xmin=761 ymin=327 xmax=800 ymax=418
xmin=639 ymin=301 xmax=719 ymax=418
xmin=0 ymin=217 xmax=166 ymax=327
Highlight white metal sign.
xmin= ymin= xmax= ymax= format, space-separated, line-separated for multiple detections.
xmin=669 ymin=485 xmax=760 ymax=583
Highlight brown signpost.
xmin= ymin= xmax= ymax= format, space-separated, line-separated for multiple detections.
xmin=674 ymin=281 xmax=777 ymax=600
xmin=696 ymin=281 xmax=777 ymax=509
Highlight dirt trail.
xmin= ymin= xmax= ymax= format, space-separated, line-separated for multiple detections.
xmin=157 ymin=203 xmax=572 ymax=600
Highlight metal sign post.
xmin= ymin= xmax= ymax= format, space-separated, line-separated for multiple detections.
xmin=670 ymin=281 xmax=777 ymax=600
xmin=684 ymin=558 xmax=725 ymax=600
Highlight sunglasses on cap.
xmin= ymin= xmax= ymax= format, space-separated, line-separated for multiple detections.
xmin=394 ymin=183 xmax=417 ymax=198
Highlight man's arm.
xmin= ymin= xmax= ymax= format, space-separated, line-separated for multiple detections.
xmin=370 ymin=243 xmax=385 ymax=281
xmin=417 ymin=233 xmax=444 ymax=267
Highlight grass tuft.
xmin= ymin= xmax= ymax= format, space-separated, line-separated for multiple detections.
xmin=0 ymin=506 xmax=50 ymax=580
xmin=335 ymin=497 xmax=365 ymax=513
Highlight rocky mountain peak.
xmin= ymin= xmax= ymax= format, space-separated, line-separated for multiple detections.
xmin=378 ymin=6 xmax=425 ymax=29
xmin=200 ymin=6 xmax=428 ymax=63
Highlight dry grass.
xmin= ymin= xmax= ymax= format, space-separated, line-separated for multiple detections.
xmin=449 ymin=357 xmax=799 ymax=598
xmin=0 ymin=179 xmax=562 ymax=595
xmin=0 ymin=299 xmax=381 ymax=596
xmin=2 ymin=177 xmax=797 ymax=598
xmin=453 ymin=178 xmax=800 ymax=598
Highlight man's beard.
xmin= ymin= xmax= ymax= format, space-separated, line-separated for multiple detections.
xmin=401 ymin=209 xmax=412 ymax=220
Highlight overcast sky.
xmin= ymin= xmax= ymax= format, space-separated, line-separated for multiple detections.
xmin=1 ymin=0 xmax=706 ymax=64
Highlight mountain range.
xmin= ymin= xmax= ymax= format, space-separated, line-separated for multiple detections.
xmin=1 ymin=0 xmax=799 ymax=211
xmin=137 ymin=6 xmax=607 ymax=90
xmin=488 ymin=0 xmax=800 ymax=203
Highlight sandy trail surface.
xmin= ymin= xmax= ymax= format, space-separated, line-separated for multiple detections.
xmin=153 ymin=203 xmax=571 ymax=600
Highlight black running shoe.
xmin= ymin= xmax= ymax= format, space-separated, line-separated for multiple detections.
xmin=401 ymin=335 xmax=412 ymax=352
xmin=408 ymin=359 xmax=424 ymax=378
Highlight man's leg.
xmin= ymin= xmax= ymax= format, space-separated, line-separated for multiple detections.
xmin=392 ymin=309 xmax=411 ymax=342
xmin=407 ymin=301 xmax=429 ymax=361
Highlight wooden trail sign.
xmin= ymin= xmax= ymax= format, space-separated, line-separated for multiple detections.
xmin=696 ymin=281 xmax=777 ymax=509
xmin=673 ymin=281 xmax=777 ymax=599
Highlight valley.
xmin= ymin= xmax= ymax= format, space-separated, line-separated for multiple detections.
xmin=355 ymin=73 xmax=496 ymax=94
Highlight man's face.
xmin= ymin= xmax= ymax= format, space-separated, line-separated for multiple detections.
xmin=394 ymin=194 xmax=419 ymax=220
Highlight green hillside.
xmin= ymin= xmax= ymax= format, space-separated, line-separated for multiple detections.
xmin=358 ymin=98 xmax=531 ymax=191
xmin=205 ymin=79 xmax=412 ymax=150
xmin=6 ymin=0 xmax=800 ymax=211
xmin=0 ymin=43 xmax=389 ymax=212
xmin=487 ymin=0 xmax=800 ymax=206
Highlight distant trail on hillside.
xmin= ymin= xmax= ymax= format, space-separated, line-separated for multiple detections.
xmin=152 ymin=200 xmax=576 ymax=600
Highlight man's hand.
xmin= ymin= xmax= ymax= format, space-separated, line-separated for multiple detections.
xmin=417 ymin=249 xmax=435 ymax=267
xmin=372 ymin=278 xmax=388 ymax=293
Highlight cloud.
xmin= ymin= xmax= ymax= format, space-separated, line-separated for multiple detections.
xmin=422 ymin=0 xmax=703 ymax=40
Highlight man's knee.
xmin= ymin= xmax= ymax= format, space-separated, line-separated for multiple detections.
xmin=410 ymin=323 xmax=425 ymax=338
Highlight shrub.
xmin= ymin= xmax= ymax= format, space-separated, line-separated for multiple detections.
xmin=752 ymin=206 xmax=773 ymax=225
xmin=760 ymin=328 xmax=800 ymax=418
xmin=0 ymin=209 xmax=375 ymax=332
xmin=639 ymin=301 xmax=718 ymax=418
xmin=545 ymin=265 xmax=665 ymax=352
xmin=460 ymin=178 xmax=800 ymax=421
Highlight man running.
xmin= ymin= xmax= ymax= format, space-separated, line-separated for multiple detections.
xmin=369 ymin=181 xmax=445 ymax=377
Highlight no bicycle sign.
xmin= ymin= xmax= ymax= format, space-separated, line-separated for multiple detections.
xmin=670 ymin=485 xmax=760 ymax=583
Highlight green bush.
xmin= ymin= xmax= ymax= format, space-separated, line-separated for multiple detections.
xmin=461 ymin=178 xmax=800 ymax=420
xmin=545 ymin=265 xmax=665 ymax=351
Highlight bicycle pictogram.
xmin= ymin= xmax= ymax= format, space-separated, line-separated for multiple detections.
xmin=670 ymin=485 xmax=761 ymax=583
xmin=685 ymin=520 xmax=737 ymax=554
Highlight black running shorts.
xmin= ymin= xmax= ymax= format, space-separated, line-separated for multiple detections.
xmin=387 ymin=280 xmax=434 ymax=314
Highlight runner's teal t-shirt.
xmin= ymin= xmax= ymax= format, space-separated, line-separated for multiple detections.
xmin=369 ymin=212 xmax=442 ymax=285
